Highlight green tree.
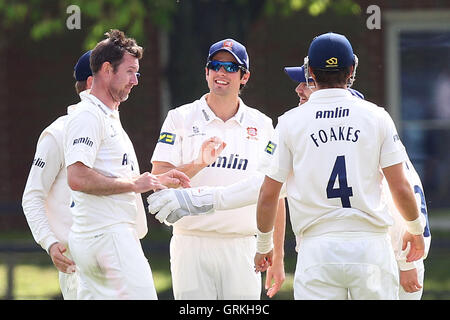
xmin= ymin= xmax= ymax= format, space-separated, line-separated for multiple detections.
xmin=0 ymin=0 xmax=359 ymax=48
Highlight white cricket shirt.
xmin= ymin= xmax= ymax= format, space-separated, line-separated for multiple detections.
xmin=259 ymin=89 xmax=408 ymax=237
xmin=151 ymin=94 xmax=274 ymax=236
xmin=22 ymin=106 xmax=76 ymax=251
xmin=64 ymin=92 xmax=147 ymax=235
xmin=384 ymin=158 xmax=431 ymax=270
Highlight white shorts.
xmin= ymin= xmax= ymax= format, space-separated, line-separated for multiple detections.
xmin=399 ymin=260 xmax=425 ymax=300
xmin=170 ymin=234 xmax=261 ymax=300
xmin=294 ymin=232 xmax=399 ymax=300
xmin=68 ymin=224 xmax=157 ymax=300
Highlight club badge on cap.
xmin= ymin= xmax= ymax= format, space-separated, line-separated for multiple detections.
xmin=207 ymin=38 xmax=249 ymax=70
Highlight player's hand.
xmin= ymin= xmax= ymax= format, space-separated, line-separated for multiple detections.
xmin=265 ymin=257 xmax=285 ymax=298
xmin=402 ymin=231 xmax=425 ymax=262
xmin=147 ymin=187 xmax=215 ymax=224
xmin=254 ymin=250 xmax=273 ymax=273
xmin=156 ymin=169 xmax=191 ymax=189
xmin=196 ymin=136 xmax=226 ymax=166
xmin=133 ymin=172 xmax=167 ymax=192
xmin=400 ymin=268 xmax=422 ymax=293
xmin=49 ymin=242 xmax=76 ymax=274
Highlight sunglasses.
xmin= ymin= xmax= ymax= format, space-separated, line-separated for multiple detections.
xmin=206 ymin=60 xmax=246 ymax=73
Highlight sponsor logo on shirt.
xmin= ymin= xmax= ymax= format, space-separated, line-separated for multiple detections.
xmin=122 ymin=153 xmax=135 ymax=171
xmin=265 ymin=141 xmax=277 ymax=155
xmin=32 ymin=157 xmax=46 ymax=168
xmin=208 ymin=153 xmax=248 ymax=170
xmin=73 ymin=137 xmax=94 ymax=147
xmin=158 ymin=132 xmax=176 ymax=145
xmin=315 ymin=107 xmax=349 ymax=119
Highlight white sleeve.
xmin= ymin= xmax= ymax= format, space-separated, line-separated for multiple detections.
xmin=151 ymin=110 xmax=183 ymax=167
xmin=22 ymin=133 xmax=62 ymax=252
xmin=379 ymin=110 xmax=408 ymax=168
xmin=213 ymin=174 xmax=264 ymax=210
xmin=64 ymin=110 xmax=102 ymax=168
xmin=258 ymin=118 xmax=292 ymax=183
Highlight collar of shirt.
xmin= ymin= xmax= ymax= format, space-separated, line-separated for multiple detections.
xmin=67 ymin=104 xmax=77 ymax=115
xmin=199 ymin=94 xmax=246 ymax=127
xmin=82 ymin=92 xmax=120 ymax=120
xmin=308 ymin=88 xmax=353 ymax=102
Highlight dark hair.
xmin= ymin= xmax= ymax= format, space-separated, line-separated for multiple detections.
xmin=74 ymin=80 xmax=87 ymax=95
xmin=311 ymin=66 xmax=352 ymax=88
xmin=90 ymin=29 xmax=143 ymax=74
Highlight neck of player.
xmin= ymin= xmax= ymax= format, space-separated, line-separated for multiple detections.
xmin=206 ymin=92 xmax=240 ymax=122
xmin=90 ymin=81 xmax=120 ymax=111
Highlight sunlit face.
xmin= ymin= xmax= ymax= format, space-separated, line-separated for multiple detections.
xmin=295 ymin=81 xmax=316 ymax=105
xmin=205 ymin=51 xmax=249 ymax=97
xmin=108 ymin=53 xmax=140 ymax=103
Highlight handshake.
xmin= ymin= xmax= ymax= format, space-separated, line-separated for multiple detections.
xmin=147 ymin=187 xmax=216 ymax=224
xmin=147 ymin=136 xmax=227 ymax=223
xmin=147 ymin=136 xmax=264 ymax=224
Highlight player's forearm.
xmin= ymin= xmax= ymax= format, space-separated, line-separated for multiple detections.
xmin=152 ymin=160 xmax=207 ymax=179
xmin=272 ymin=199 xmax=286 ymax=261
xmin=383 ymin=163 xmax=420 ymax=222
xmin=390 ymin=184 xmax=420 ymax=222
xmin=257 ymin=177 xmax=282 ymax=233
xmin=67 ymin=162 xmax=135 ymax=195
xmin=22 ymin=200 xmax=59 ymax=251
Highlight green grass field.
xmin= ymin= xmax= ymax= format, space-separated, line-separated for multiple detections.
xmin=1 ymin=220 xmax=449 ymax=300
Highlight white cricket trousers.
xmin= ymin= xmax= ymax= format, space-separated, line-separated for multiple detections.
xmin=68 ymin=223 xmax=157 ymax=300
xmin=170 ymin=234 xmax=261 ymax=300
xmin=294 ymin=231 xmax=399 ymax=300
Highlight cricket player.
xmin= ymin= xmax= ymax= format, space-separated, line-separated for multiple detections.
xmin=284 ymin=64 xmax=364 ymax=105
xmin=63 ymin=29 xmax=190 ymax=300
xmin=254 ymin=32 xmax=425 ymax=300
xmin=383 ymin=159 xmax=431 ymax=299
xmin=285 ymin=63 xmax=431 ymax=299
xmin=149 ymin=38 xmax=286 ymax=300
xmin=22 ymin=50 xmax=94 ymax=299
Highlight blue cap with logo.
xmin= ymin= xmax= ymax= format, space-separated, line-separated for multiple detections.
xmin=284 ymin=66 xmax=314 ymax=83
xmin=207 ymin=39 xmax=249 ymax=70
xmin=74 ymin=50 xmax=93 ymax=81
xmin=307 ymin=32 xmax=355 ymax=70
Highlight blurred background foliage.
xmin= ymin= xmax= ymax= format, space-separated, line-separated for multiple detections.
xmin=0 ymin=0 xmax=360 ymax=48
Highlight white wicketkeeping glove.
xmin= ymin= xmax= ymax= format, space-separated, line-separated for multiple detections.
xmin=147 ymin=187 xmax=215 ymax=224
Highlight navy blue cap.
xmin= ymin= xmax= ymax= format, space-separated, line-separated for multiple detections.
xmin=207 ymin=39 xmax=249 ymax=70
xmin=74 ymin=50 xmax=92 ymax=81
xmin=284 ymin=66 xmax=314 ymax=83
xmin=308 ymin=32 xmax=354 ymax=70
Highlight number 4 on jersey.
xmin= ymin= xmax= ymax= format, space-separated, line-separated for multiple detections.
xmin=327 ymin=155 xmax=353 ymax=208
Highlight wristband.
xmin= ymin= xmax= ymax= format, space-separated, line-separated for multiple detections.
xmin=256 ymin=229 xmax=274 ymax=254
xmin=405 ymin=216 xmax=424 ymax=235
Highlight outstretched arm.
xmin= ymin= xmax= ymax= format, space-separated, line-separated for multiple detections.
xmin=68 ymin=162 xmax=190 ymax=195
